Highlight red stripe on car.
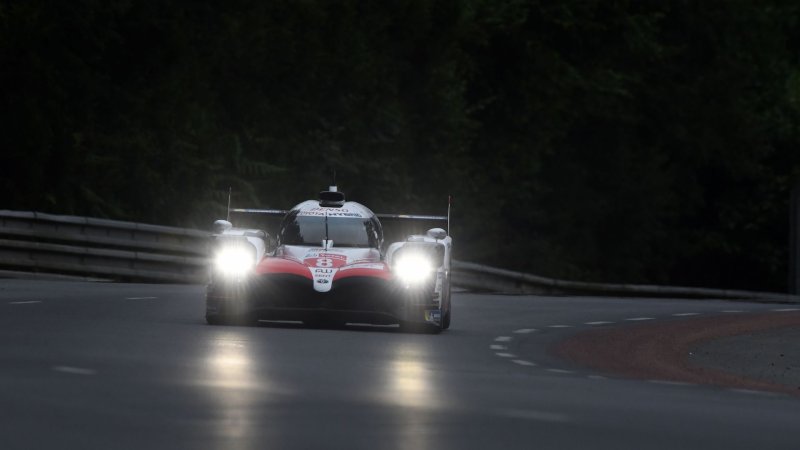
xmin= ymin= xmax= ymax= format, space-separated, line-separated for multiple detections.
xmin=256 ymin=257 xmax=312 ymax=279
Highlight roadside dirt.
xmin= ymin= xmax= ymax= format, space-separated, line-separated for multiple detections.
xmin=554 ymin=312 xmax=800 ymax=396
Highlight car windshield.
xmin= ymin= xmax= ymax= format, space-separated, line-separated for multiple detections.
xmin=279 ymin=212 xmax=379 ymax=248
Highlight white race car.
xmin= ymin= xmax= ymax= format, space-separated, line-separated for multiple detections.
xmin=205 ymin=187 xmax=452 ymax=333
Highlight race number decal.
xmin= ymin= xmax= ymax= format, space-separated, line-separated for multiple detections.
xmin=304 ymin=253 xmax=347 ymax=269
xmin=305 ymin=253 xmax=347 ymax=293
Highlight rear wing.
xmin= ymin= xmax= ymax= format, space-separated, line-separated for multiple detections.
xmin=376 ymin=214 xmax=447 ymax=244
xmin=229 ymin=210 xmax=449 ymax=230
xmin=230 ymin=210 xmax=446 ymax=221
xmin=378 ymin=195 xmax=452 ymax=235
xmin=228 ymin=192 xmax=451 ymax=231
xmin=376 ymin=214 xmax=447 ymax=221
xmin=228 ymin=196 xmax=451 ymax=248
xmin=230 ymin=208 xmax=287 ymax=216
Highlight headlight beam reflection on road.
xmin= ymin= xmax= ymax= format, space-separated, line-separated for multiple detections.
xmin=384 ymin=344 xmax=441 ymax=450
xmin=202 ymin=332 xmax=262 ymax=448
xmin=385 ymin=344 xmax=439 ymax=410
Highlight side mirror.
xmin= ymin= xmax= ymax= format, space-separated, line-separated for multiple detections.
xmin=213 ymin=220 xmax=233 ymax=234
xmin=426 ymin=228 xmax=447 ymax=240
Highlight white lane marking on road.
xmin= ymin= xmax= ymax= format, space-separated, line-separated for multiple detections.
xmin=495 ymin=353 xmax=516 ymax=358
xmin=495 ymin=409 xmax=570 ymax=423
xmin=512 ymin=360 xmax=537 ymax=366
xmin=728 ymin=388 xmax=777 ymax=397
xmin=721 ymin=310 xmax=744 ymax=313
xmin=771 ymin=308 xmax=800 ymax=312
xmin=513 ymin=328 xmax=537 ymax=334
xmin=626 ymin=317 xmax=654 ymax=321
xmin=547 ymin=325 xmax=572 ymax=328
xmin=587 ymin=375 xmax=607 ymax=380
xmin=584 ymin=321 xmax=614 ymax=325
xmin=8 ymin=301 xmax=41 ymax=305
xmin=647 ymin=379 xmax=696 ymax=387
xmin=490 ymin=344 xmax=507 ymax=350
xmin=546 ymin=368 xmax=575 ymax=374
xmin=52 ymin=366 xmax=96 ymax=376
xmin=672 ymin=312 xmax=701 ymax=316
xmin=494 ymin=336 xmax=512 ymax=342
xmin=125 ymin=297 xmax=158 ymax=300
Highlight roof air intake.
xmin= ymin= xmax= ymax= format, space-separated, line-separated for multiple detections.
xmin=319 ymin=189 xmax=345 ymax=207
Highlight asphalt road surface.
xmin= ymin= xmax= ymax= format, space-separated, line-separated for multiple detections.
xmin=0 ymin=280 xmax=798 ymax=450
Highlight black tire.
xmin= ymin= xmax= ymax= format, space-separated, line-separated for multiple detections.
xmin=442 ymin=286 xmax=452 ymax=330
xmin=399 ymin=320 xmax=442 ymax=334
xmin=303 ymin=317 xmax=345 ymax=329
xmin=206 ymin=288 xmax=255 ymax=326
xmin=206 ymin=314 xmax=231 ymax=325
xmin=206 ymin=312 xmax=257 ymax=326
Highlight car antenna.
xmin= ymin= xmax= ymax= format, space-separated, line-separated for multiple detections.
xmin=447 ymin=195 xmax=452 ymax=236
xmin=323 ymin=185 xmax=331 ymax=249
xmin=324 ymin=209 xmax=330 ymax=249
xmin=322 ymin=169 xmax=340 ymax=250
xmin=226 ymin=187 xmax=232 ymax=222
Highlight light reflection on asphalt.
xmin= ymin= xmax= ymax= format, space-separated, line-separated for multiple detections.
xmin=200 ymin=331 xmax=450 ymax=449
xmin=390 ymin=358 xmax=432 ymax=409
xmin=386 ymin=342 xmax=439 ymax=450
xmin=204 ymin=332 xmax=260 ymax=449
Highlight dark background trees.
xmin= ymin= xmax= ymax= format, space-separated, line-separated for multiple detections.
xmin=1 ymin=0 xmax=798 ymax=290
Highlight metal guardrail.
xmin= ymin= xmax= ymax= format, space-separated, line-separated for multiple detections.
xmin=451 ymin=260 xmax=800 ymax=303
xmin=0 ymin=210 xmax=797 ymax=302
xmin=0 ymin=210 xmax=210 ymax=283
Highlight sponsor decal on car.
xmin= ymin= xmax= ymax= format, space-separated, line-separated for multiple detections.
xmin=304 ymin=253 xmax=348 ymax=269
xmin=309 ymin=267 xmax=338 ymax=292
xmin=424 ymin=310 xmax=442 ymax=324
xmin=297 ymin=207 xmax=366 ymax=218
xmin=338 ymin=263 xmax=386 ymax=271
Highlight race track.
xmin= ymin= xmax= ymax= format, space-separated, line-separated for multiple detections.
xmin=0 ymin=280 xmax=798 ymax=450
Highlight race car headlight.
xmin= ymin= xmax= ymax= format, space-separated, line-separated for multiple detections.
xmin=214 ymin=247 xmax=255 ymax=277
xmin=394 ymin=253 xmax=434 ymax=284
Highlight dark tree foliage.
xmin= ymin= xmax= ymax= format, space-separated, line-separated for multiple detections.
xmin=1 ymin=0 xmax=798 ymax=290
